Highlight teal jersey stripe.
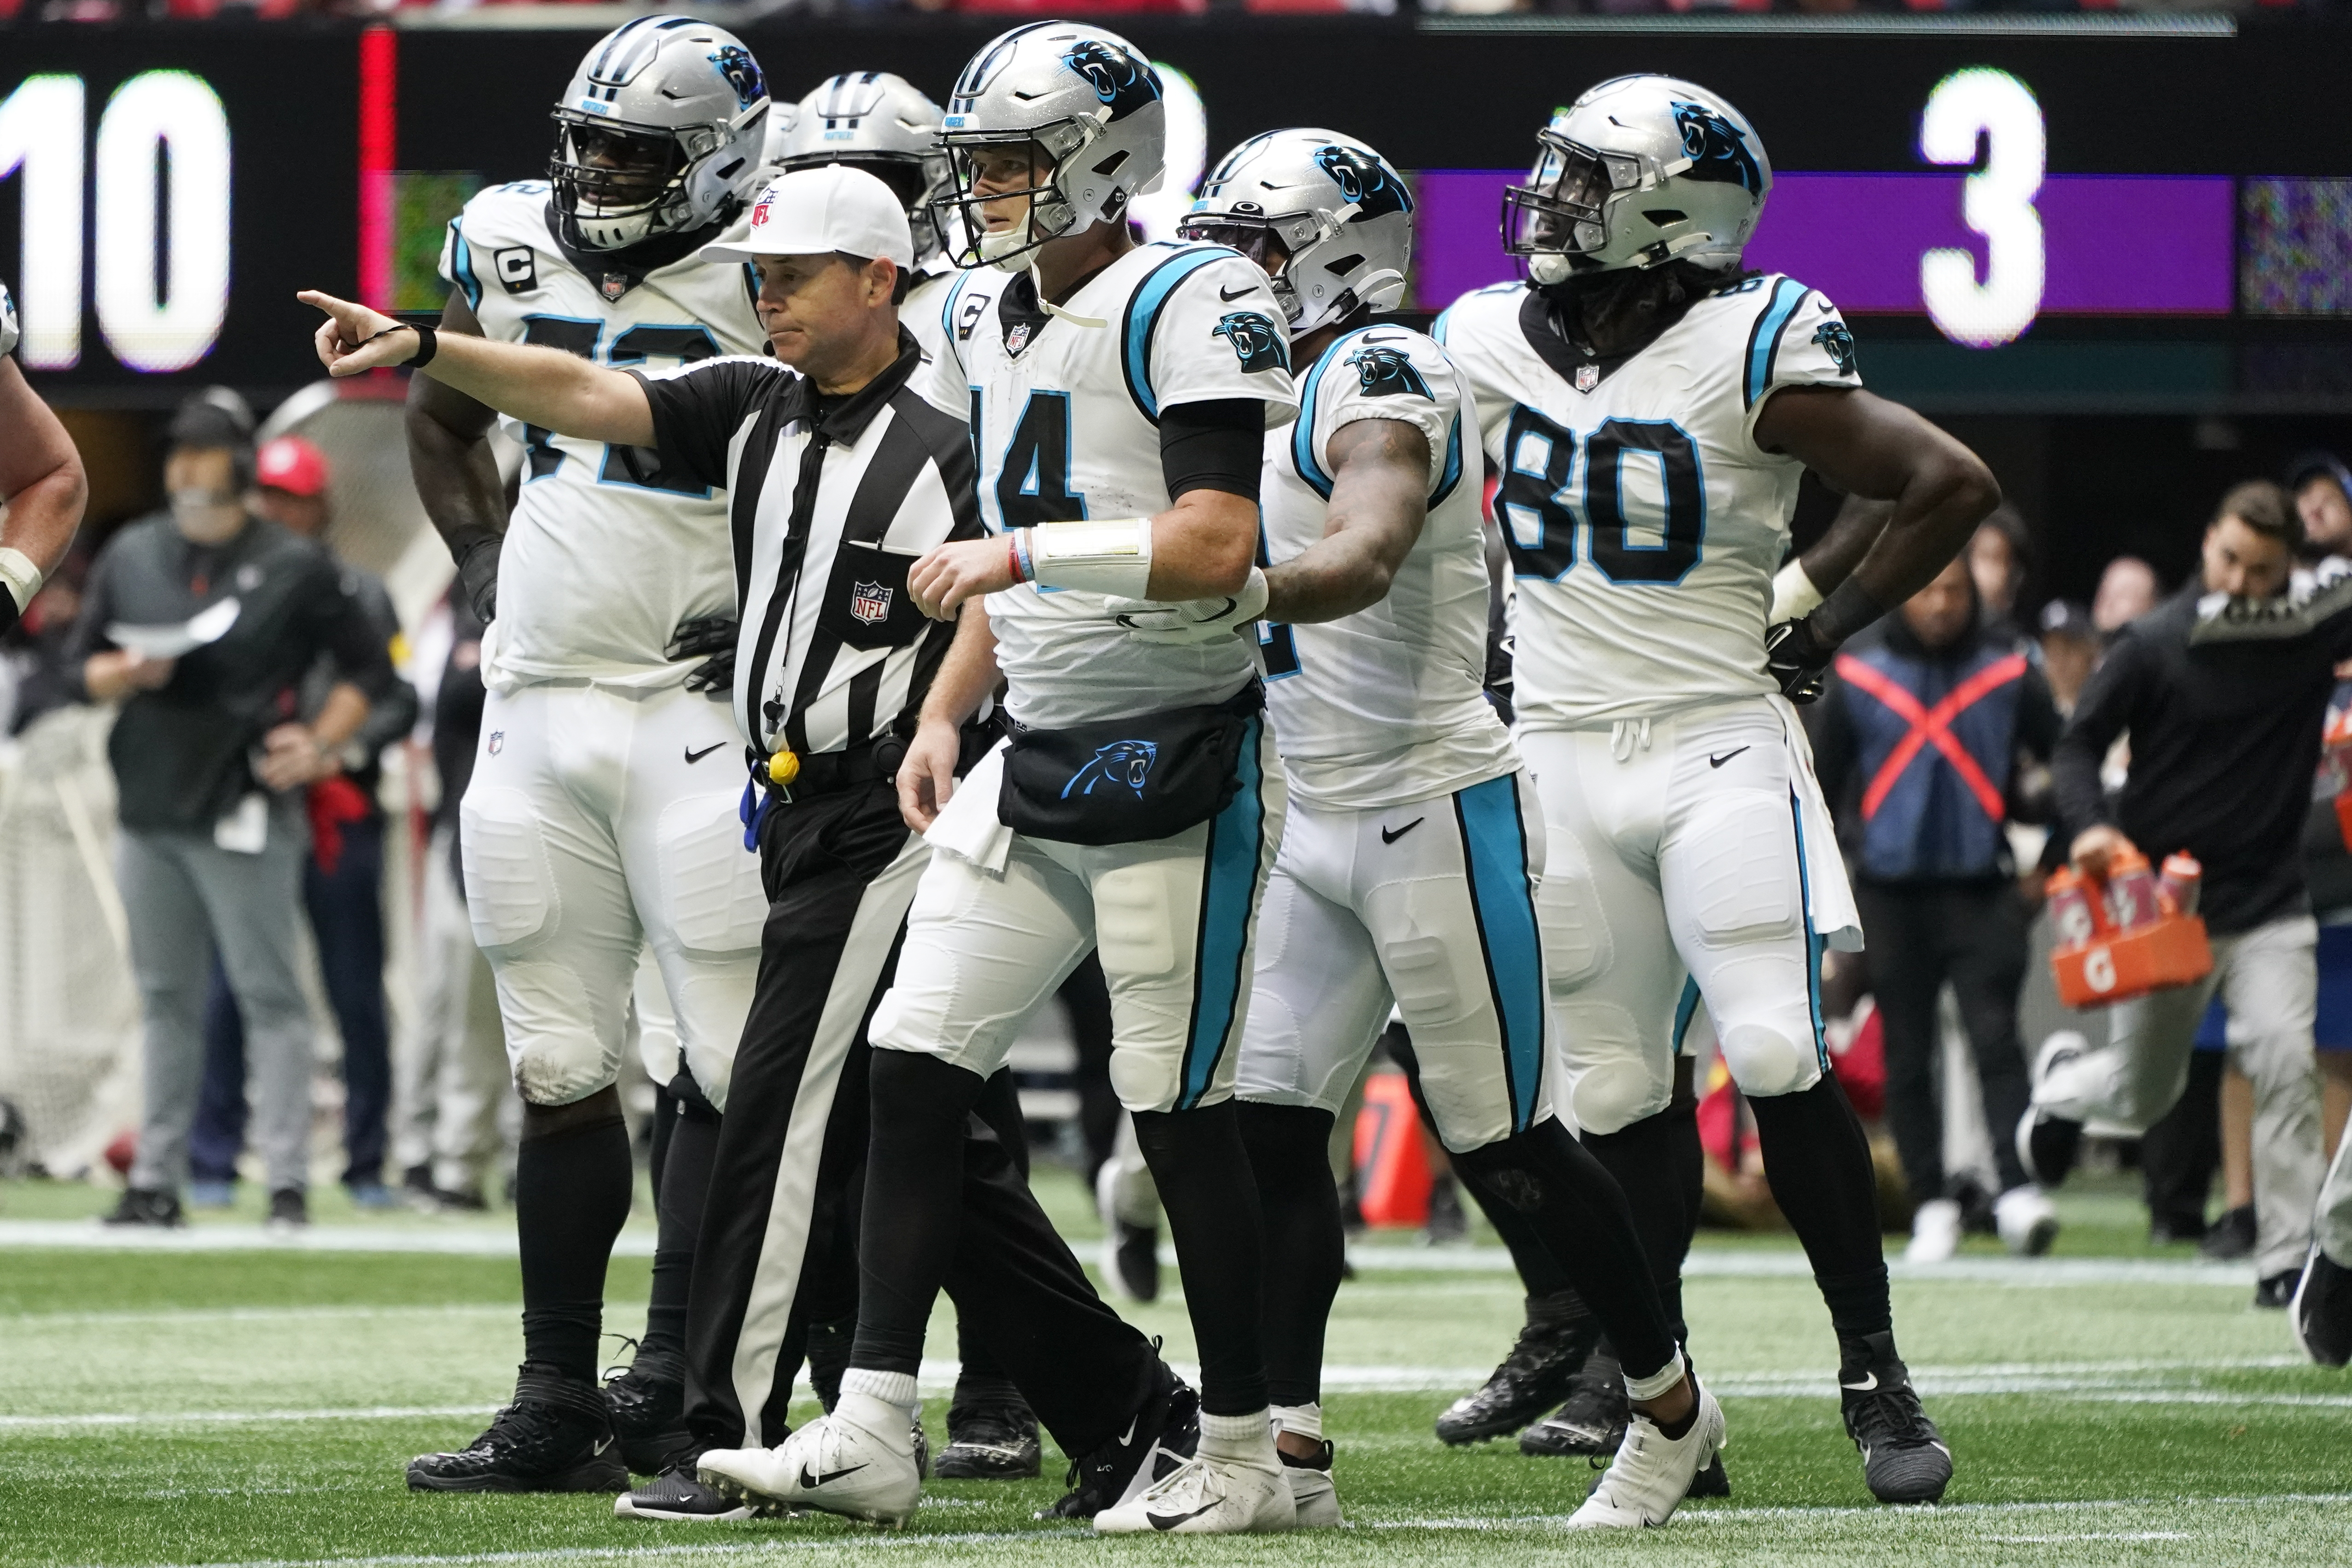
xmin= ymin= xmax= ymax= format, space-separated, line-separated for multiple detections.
xmin=1456 ymin=773 xmax=1547 ymax=1134
xmin=1121 ymin=245 xmax=1230 ymax=424
xmin=1788 ymin=787 xmax=1830 ymax=1073
xmin=1744 ymin=278 xmax=1807 ymax=411
xmin=448 ymin=221 xmax=482 ymax=313
xmin=1178 ymin=717 xmax=1269 ymax=1109
xmin=1672 ymin=976 xmax=1702 ymax=1054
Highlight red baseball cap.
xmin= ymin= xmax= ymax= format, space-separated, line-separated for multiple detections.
xmin=256 ymin=435 xmax=330 ymax=497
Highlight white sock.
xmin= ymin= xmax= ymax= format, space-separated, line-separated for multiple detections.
xmin=1200 ymin=1408 xmax=1278 ymax=1463
xmin=1270 ymin=1402 xmax=1323 ymax=1441
xmin=1623 ymin=1348 xmax=1688 ymax=1405
xmin=840 ymin=1367 xmax=920 ymax=1416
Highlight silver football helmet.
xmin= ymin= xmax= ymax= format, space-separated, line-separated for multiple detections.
xmin=932 ymin=21 xmax=1166 ymax=271
xmin=550 ymin=16 xmax=771 ymax=253
xmin=1179 ymin=128 xmax=1411 ymax=337
xmin=775 ymin=73 xmax=954 ymax=267
xmin=1502 ymin=75 xmax=1770 ymax=284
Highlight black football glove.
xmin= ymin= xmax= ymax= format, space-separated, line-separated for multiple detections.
xmin=669 ymin=613 xmax=739 ymax=695
xmin=1764 ymin=616 xmax=1835 ymax=704
xmin=451 ymin=530 xmax=501 ymax=624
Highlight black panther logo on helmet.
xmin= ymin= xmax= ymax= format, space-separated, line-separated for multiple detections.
xmin=1811 ymin=319 xmax=1858 ymax=377
xmin=1214 ymin=311 xmax=1290 ymax=375
xmin=1671 ymin=101 xmax=1764 ymax=195
xmin=1314 ymin=145 xmax=1412 ymax=221
xmin=708 ymin=46 xmax=765 ymax=110
xmin=1345 ymin=343 xmax=1431 ymax=401
xmin=1061 ymin=40 xmax=1160 ymax=121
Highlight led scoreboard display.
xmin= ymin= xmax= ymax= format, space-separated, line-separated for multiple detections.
xmin=2 ymin=21 xmax=2345 ymax=401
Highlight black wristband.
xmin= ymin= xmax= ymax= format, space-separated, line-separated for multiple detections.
xmin=1805 ymin=575 xmax=1887 ymax=650
xmin=406 ymin=324 xmax=437 ymax=369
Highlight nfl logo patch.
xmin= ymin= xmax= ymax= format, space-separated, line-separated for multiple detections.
xmin=1006 ymin=322 xmax=1032 ymax=355
xmin=1575 ymin=364 xmax=1599 ymax=392
xmin=487 ymin=731 xmax=504 ymax=755
xmin=601 ymin=273 xmax=628 ymax=302
xmin=850 ymin=581 xmax=892 ymax=625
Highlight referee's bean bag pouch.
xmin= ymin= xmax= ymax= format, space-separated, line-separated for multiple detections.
xmin=999 ymin=680 xmax=1262 ymax=847
xmin=817 ymin=540 xmax=927 ymax=652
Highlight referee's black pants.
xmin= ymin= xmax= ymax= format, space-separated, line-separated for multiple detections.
xmin=681 ymin=776 xmax=1162 ymax=1456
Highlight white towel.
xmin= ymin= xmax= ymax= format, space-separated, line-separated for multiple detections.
xmin=1772 ymin=693 xmax=1863 ymax=952
xmin=924 ymin=737 xmax=1013 ymax=873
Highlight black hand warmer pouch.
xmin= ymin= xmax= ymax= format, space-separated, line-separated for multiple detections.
xmin=998 ymin=681 xmax=1263 ymax=847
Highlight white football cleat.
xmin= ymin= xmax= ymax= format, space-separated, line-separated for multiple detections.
xmin=1904 ymin=1197 xmax=1962 ymax=1263
xmin=1280 ymin=1440 xmax=1342 ymax=1527
xmin=697 ymin=1392 xmax=922 ymax=1527
xmin=1993 ymin=1184 xmax=2059 ymax=1256
xmin=1093 ymin=1450 xmax=1297 ymax=1535
xmin=1567 ymin=1384 xmax=1726 ymax=1529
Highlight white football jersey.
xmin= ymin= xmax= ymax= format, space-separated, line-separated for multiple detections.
xmin=903 ymin=265 xmax=1000 ymax=416
xmin=1436 ymin=273 xmax=1860 ymax=731
xmin=440 ymin=181 xmax=768 ymax=690
xmin=926 ymin=242 xmax=1300 ymax=730
xmin=1259 ymin=324 xmax=1514 ymax=811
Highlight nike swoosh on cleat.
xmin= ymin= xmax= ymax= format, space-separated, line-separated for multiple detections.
xmin=1709 ymin=747 xmax=1750 ymax=768
xmin=1842 ymin=1373 xmax=1879 ymax=1392
xmin=1380 ymin=817 xmax=1425 ymax=845
xmin=685 ymin=742 xmax=727 ymax=764
xmin=1148 ymin=1504 xmax=1219 ymax=1531
xmin=593 ymin=1437 xmax=615 ymax=1456
xmin=799 ymin=1463 xmax=868 ymax=1489
xmin=1219 ymin=284 xmax=1258 ymax=302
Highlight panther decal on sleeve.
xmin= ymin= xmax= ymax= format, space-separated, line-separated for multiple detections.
xmin=1213 ymin=311 xmax=1290 ymax=375
xmin=1811 ymin=319 xmax=1858 ymax=377
xmin=1344 ymin=343 xmax=1432 ymax=401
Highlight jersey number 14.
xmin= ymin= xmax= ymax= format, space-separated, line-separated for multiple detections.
xmin=1497 ymin=407 xmax=1706 ymax=584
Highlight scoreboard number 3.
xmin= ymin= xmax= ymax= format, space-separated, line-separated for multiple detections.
xmin=1919 ymin=67 xmax=2046 ymax=349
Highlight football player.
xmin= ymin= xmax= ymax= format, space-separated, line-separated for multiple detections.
xmin=697 ymin=21 xmax=1302 ymax=1534
xmin=0 ymin=277 xmax=87 ymax=640
xmin=1437 ymin=75 xmax=1998 ymax=1505
xmin=1171 ymin=127 xmax=1721 ymax=1530
xmin=402 ymin=17 xmax=773 ymax=1493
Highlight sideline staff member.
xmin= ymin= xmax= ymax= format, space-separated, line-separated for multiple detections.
xmin=70 ymin=392 xmax=399 ymax=1230
xmin=299 ymin=166 xmax=1193 ymax=1521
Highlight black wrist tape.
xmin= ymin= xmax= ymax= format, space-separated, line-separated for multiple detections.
xmin=1806 ymin=575 xmax=1888 ymax=650
xmin=406 ymin=324 xmax=438 ymax=369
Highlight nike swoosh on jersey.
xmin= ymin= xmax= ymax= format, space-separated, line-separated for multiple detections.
xmin=799 ymin=1462 xmax=868 ymax=1489
xmin=1380 ymin=817 xmax=1425 ymax=845
xmin=685 ymin=742 xmax=728 ymax=764
xmin=1708 ymin=747 xmax=1750 ymax=768
xmin=1148 ymin=1503 xmax=1220 ymax=1531
xmin=1218 ymin=284 xmax=1258 ymax=302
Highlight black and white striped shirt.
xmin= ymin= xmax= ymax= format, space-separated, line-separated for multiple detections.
xmin=631 ymin=331 xmax=981 ymax=758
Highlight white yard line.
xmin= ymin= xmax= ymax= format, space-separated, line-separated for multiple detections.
xmin=0 ymin=1220 xmax=658 ymax=1258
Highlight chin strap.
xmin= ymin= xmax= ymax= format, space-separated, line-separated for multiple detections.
xmin=1030 ymin=259 xmax=1108 ymax=330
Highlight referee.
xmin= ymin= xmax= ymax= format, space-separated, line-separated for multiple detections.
xmin=301 ymin=167 xmax=1196 ymax=1522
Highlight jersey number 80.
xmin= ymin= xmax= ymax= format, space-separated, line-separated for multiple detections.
xmin=1497 ymin=407 xmax=1706 ymax=585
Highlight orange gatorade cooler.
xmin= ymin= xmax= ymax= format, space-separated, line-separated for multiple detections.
xmin=2049 ymin=852 xmax=2213 ymax=1010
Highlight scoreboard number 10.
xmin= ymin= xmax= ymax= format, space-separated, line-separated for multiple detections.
xmin=0 ymin=70 xmax=232 ymax=373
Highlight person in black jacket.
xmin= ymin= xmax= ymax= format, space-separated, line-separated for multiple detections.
xmin=1814 ymin=556 xmax=2063 ymax=1261
xmin=67 ymin=393 xmax=400 ymax=1230
xmin=2023 ymin=481 xmax=2334 ymax=1307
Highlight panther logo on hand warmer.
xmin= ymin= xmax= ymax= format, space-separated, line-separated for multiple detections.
xmin=1061 ymin=739 xmax=1159 ymax=800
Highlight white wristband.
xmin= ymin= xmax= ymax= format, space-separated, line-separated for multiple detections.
xmin=1770 ymin=558 xmax=1823 ymax=623
xmin=1026 ymin=517 xmax=1154 ymax=598
xmin=0 ymin=546 xmax=42 ymax=613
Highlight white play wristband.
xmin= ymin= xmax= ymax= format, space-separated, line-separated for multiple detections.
xmin=1770 ymin=559 xmax=1823 ymax=623
xmin=0 ymin=546 xmax=42 ymax=613
xmin=1026 ymin=517 xmax=1154 ymax=598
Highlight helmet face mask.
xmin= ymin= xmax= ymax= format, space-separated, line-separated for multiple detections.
xmin=1180 ymin=129 xmax=1411 ymax=336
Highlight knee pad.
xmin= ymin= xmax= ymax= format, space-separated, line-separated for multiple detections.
xmin=1094 ymin=859 xmax=1182 ymax=982
xmin=1380 ymin=933 xmax=1471 ymax=1032
xmin=1536 ymin=829 xmax=1613 ymax=991
xmin=1566 ymin=1057 xmax=1668 ymax=1137
xmin=656 ymin=795 xmax=769 ymax=957
xmin=495 ymin=958 xmax=620 ymax=1106
xmin=460 ymin=787 xmax=557 ymax=953
xmin=1681 ymin=794 xmax=1800 ymax=950
xmin=1718 ymin=1020 xmax=1821 ymax=1099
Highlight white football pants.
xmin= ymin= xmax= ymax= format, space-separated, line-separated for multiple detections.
xmin=871 ymin=718 xmax=1285 ymax=1114
xmin=1239 ymin=770 xmax=1553 ymax=1153
xmin=1522 ymin=698 xmax=1840 ymax=1136
xmin=460 ymin=680 xmax=766 ymax=1109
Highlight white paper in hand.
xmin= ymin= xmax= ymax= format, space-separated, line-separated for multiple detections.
xmin=109 ymin=597 xmax=241 ymax=660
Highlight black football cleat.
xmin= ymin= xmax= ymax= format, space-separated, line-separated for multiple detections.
xmin=1040 ymin=1362 xmax=1198 ymax=1519
xmin=1435 ymin=1301 xmax=1600 ymax=1445
xmin=2293 ymin=1246 xmax=2352 ymax=1367
xmin=102 ymin=1187 xmax=183 ymax=1228
xmin=937 ymin=1388 xmax=1042 ymax=1480
xmin=2255 ymin=1265 xmax=2305 ymax=1310
xmin=1839 ymin=1331 xmax=1952 ymax=1504
xmin=408 ymin=1365 xmax=629 ymax=1493
xmin=2203 ymin=1204 xmax=2257 ymax=1262
xmin=605 ymin=1347 xmax=691 ymax=1475
xmin=1516 ymin=1341 xmax=1624 ymax=1457
xmin=615 ymin=1457 xmax=757 ymax=1522
xmin=1685 ymin=1454 xmax=1732 ymax=1499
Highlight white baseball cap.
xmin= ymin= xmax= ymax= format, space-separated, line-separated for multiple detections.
xmin=699 ymin=165 xmax=915 ymax=269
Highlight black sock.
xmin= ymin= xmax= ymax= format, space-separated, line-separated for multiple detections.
xmin=850 ymin=1051 xmax=984 ymax=1376
xmin=1452 ymin=1120 xmax=1677 ymax=1382
xmin=1133 ymin=1101 xmax=1267 ymax=1416
xmin=1581 ymin=1098 xmax=1703 ymax=1344
xmin=1236 ymin=1100 xmax=1344 ymax=1411
xmin=1747 ymin=1075 xmax=1892 ymax=1339
xmin=642 ymin=1099 xmax=720 ymax=1364
xmin=951 ymin=1312 xmax=1030 ymax=1417
xmin=515 ymin=1104 xmax=634 ymax=1385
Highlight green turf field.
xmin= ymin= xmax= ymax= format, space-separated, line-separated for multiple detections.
xmin=4 ymin=1169 xmax=2348 ymax=1567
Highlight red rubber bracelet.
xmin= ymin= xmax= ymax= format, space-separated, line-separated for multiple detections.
xmin=1007 ymin=533 xmax=1026 ymax=585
